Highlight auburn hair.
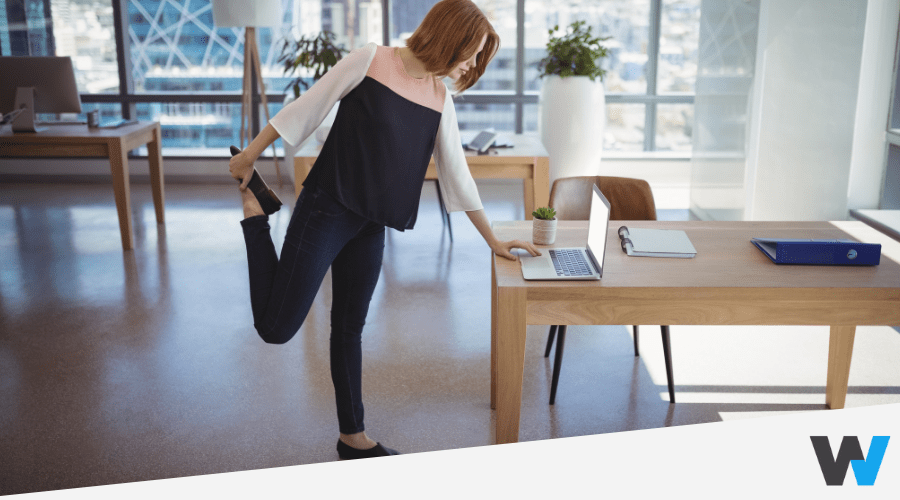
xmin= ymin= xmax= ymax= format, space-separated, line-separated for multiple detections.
xmin=406 ymin=0 xmax=500 ymax=92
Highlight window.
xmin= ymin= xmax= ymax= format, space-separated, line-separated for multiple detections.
xmin=659 ymin=0 xmax=700 ymax=94
xmin=126 ymin=0 xmax=378 ymax=95
xmin=2 ymin=0 xmax=699 ymax=155
xmin=0 ymin=0 xmax=119 ymax=93
xmin=527 ymin=1 xmax=652 ymax=95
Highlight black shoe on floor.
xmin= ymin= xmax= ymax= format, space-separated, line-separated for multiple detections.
xmin=230 ymin=145 xmax=282 ymax=215
xmin=336 ymin=439 xmax=400 ymax=460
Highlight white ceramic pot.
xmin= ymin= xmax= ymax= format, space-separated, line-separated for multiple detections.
xmin=532 ymin=217 xmax=558 ymax=245
xmin=539 ymin=75 xmax=606 ymax=186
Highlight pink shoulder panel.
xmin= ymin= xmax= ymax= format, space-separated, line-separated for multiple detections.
xmin=366 ymin=46 xmax=445 ymax=113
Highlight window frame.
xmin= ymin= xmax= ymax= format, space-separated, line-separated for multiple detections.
xmin=77 ymin=0 xmax=695 ymax=155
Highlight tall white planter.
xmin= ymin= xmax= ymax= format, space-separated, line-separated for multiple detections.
xmin=539 ymin=75 xmax=606 ymax=186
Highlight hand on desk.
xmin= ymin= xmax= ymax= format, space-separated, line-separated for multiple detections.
xmin=492 ymin=240 xmax=541 ymax=261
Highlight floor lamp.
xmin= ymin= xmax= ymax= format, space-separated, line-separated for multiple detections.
xmin=212 ymin=0 xmax=283 ymax=186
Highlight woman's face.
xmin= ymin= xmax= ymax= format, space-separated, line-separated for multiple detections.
xmin=448 ymin=34 xmax=488 ymax=81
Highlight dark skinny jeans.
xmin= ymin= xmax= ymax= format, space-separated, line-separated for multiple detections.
xmin=240 ymin=184 xmax=385 ymax=435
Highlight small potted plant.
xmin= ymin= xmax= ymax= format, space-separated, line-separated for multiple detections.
xmin=532 ymin=207 xmax=558 ymax=245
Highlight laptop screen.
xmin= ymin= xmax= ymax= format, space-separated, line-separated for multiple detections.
xmin=586 ymin=185 xmax=611 ymax=276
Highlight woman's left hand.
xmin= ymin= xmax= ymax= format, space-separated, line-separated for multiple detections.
xmin=491 ymin=240 xmax=542 ymax=261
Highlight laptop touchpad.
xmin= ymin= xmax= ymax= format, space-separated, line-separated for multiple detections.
xmin=521 ymin=254 xmax=552 ymax=269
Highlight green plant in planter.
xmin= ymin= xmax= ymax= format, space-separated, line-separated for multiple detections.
xmin=278 ymin=31 xmax=348 ymax=98
xmin=537 ymin=20 xmax=611 ymax=81
xmin=532 ymin=207 xmax=557 ymax=220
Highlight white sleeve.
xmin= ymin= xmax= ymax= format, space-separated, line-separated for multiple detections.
xmin=433 ymin=90 xmax=484 ymax=213
xmin=269 ymin=42 xmax=377 ymax=147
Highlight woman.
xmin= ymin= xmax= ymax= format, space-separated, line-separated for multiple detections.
xmin=229 ymin=0 xmax=540 ymax=460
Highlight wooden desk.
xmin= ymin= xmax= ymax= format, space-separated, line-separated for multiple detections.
xmin=0 ymin=122 xmax=164 ymax=250
xmin=292 ymin=134 xmax=549 ymax=220
xmin=490 ymin=220 xmax=900 ymax=444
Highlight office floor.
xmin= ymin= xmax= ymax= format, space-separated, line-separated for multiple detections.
xmin=1 ymin=180 xmax=899 ymax=495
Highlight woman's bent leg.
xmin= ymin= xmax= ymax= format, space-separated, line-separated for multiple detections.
xmin=240 ymin=215 xmax=279 ymax=330
xmin=329 ymin=220 xmax=386 ymax=435
xmin=240 ymin=187 xmax=357 ymax=345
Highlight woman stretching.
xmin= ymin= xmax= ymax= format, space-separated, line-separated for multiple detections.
xmin=229 ymin=0 xmax=540 ymax=460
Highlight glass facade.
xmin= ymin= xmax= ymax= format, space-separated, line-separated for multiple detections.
xmin=2 ymin=0 xmax=700 ymax=154
xmin=126 ymin=0 xmax=380 ymax=94
xmin=658 ymin=0 xmax=699 ymax=94
xmin=527 ymin=0 xmax=651 ymax=95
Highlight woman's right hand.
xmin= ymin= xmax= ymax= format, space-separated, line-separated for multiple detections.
xmin=229 ymin=150 xmax=255 ymax=190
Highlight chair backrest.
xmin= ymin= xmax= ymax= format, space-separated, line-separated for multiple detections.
xmin=549 ymin=176 xmax=657 ymax=221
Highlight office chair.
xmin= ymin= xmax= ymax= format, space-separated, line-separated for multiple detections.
xmin=544 ymin=175 xmax=675 ymax=405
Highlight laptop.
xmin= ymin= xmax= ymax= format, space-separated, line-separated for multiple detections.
xmin=519 ymin=185 xmax=611 ymax=280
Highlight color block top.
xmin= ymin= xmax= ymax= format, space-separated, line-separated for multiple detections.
xmin=269 ymin=43 xmax=483 ymax=230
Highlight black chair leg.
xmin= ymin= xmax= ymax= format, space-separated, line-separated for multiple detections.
xmin=632 ymin=325 xmax=639 ymax=357
xmin=544 ymin=325 xmax=558 ymax=358
xmin=549 ymin=325 xmax=567 ymax=405
xmin=434 ymin=180 xmax=453 ymax=242
xmin=661 ymin=325 xmax=675 ymax=403
xmin=446 ymin=213 xmax=453 ymax=242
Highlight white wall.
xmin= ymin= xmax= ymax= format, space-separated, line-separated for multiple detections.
xmin=745 ymin=0 xmax=873 ymax=221
xmin=691 ymin=0 xmax=899 ymax=221
xmin=745 ymin=0 xmax=898 ymax=220
xmin=846 ymin=0 xmax=900 ymax=211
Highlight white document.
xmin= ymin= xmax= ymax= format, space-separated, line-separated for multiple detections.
xmin=618 ymin=226 xmax=697 ymax=258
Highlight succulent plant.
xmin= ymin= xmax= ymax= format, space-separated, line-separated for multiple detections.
xmin=532 ymin=207 xmax=557 ymax=220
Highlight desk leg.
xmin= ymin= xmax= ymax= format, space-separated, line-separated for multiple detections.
xmin=495 ymin=286 xmax=526 ymax=444
xmin=109 ymin=139 xmax=134 ymax=250
xmin=523 ymin=180 xmax=534 ymax=221
xmin=491 ymin=257 xmax=498 ymax=409
xmin=147 ymin=124 xmax=165 ymax=224
xmin=825 ymin=325 xmax=856 ymax=409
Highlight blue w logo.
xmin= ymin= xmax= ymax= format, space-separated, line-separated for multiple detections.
xmin=810 ymin=436 xmax=890 ymax=486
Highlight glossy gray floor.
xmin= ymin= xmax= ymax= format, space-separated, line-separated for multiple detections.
xmin=1 ymin=180 xmax=899 ymax=495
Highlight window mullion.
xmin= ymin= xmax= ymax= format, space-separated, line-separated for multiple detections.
xmin=382 ymin=0 xmax=390 ymax=47
xmin=515 ymin=0 xmax=525 ymax=134
xmin=644 ymin=0 xmax=662 ymax=151
xmin=112 ymin=0 xmax=135 ymax=120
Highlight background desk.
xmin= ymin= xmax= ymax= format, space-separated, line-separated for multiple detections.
xmin=0 ymin=122 xmax=164 ymax=250
xmin=292 ymin=134 xmax=549 ymax=220
xmin=490 ymin=220 xmax=900 ymax=444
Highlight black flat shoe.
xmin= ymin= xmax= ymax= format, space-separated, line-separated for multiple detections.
xmin=336 ymin=439 xmax=400 ymax=460
xmin=230 ymin=145 xmax=283 ymax=215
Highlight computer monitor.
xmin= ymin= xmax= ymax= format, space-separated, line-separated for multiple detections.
xmin=0 ymin=56 xmax=83 ymax=133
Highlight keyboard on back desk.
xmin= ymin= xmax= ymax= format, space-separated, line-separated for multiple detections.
xmin=549 ymin=249 xmax=593 ymax=276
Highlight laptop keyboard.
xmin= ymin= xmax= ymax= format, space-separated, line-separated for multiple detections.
xmin=549 ymin=249 xmax=594 ymax=276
